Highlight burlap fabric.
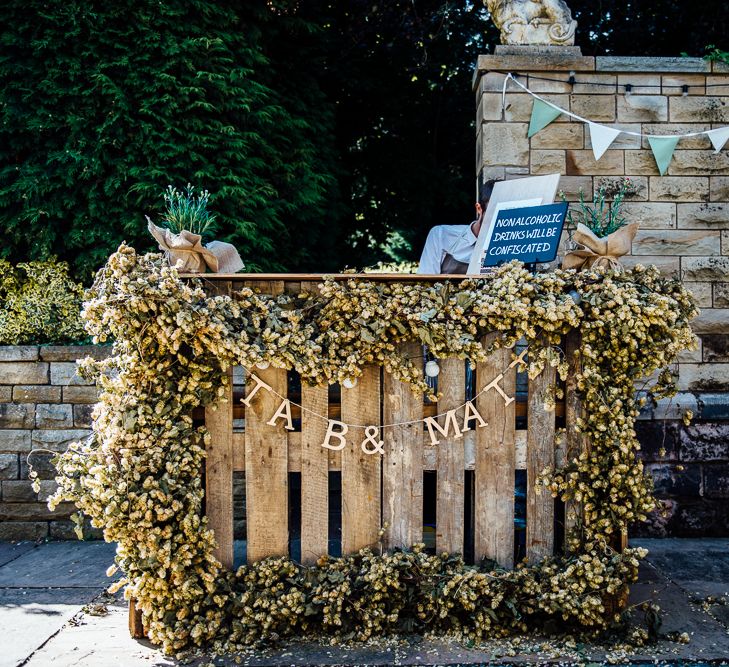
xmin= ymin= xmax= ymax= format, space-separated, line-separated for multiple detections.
xmin=562 ymin=222 xmax=639 ymax=271
xmin=147 ymin=219 xmax=244 ymax=273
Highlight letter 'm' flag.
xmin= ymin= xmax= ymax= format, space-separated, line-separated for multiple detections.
xmin=528 ymin=98 xmax=563 ymax=138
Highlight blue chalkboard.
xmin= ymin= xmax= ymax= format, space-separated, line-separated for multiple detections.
xmin=481 ymin=202 xmax=568 ymax=268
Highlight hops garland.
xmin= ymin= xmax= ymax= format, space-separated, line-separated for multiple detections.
xmin=49 ymin=245 xmax=697 ymax=655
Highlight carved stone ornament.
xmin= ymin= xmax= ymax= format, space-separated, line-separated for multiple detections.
xmin=485 ymin=0 xmax=577 ymax=45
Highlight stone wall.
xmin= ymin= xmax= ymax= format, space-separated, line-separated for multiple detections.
xmin=475 ymin=47 xmax=729 ymax=535
xmin=0 ymin=345 xmax=107 ymax=540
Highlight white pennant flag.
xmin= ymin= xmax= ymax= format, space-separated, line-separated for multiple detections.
xmin=589 ymin=123 xmax=622 ymax=161
xmin=707 ymin=127 xmax=729 ymax=153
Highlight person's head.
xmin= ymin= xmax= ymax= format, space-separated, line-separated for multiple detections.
xmin=475 ymin=178 xmax=499 ymax=219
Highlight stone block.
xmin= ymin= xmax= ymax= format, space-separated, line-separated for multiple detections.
xmin=585 ymin=124 xmax=641 ymax=150
xmin=632 ymin=229 xmax=719 ymax=255
xmin=569 ymin=95 xmax=616 ymax=122
xmin=708 ymin=75 xmax=729 ymax=95
xmin=35 ymin=403 xmax=74 ymax=429
xmin=525 ymin=73 xmax=572 ymax=93
xmin=530 ymin=149 xmax=565 ymax=174
xmin=680 ymin=423 xmax=729 ymax=461
xmin=476 ymin=53 xmax=595 ymax=73
xmin=0 ymin=403 xmax=34 ymax=429
xmin=566 ymin=150 xmax=623 ymax=175
xmin=711 ymin=177 xmax=729 ymax=201
xmin=625 ymin=150 xmax=661 ymax=175
xmin=635 ymin=420 xmax=679 ymax=461
xmin=662 ymin=74 xmax=707 ymax=95
xmin=62 ymin=386 xmax=100 ymax=404
xmin=0 ymin=453 xmax=19 ymax=480
xmin=617 ymin=74 xmax=661 ymax=95
xmin=557 ymin=175 xmax=592 ymax=201
xmin=529 ymin=123 xmax=583 ymax=149
xmin=724 ymin=231 xmax=729 ymax=255
xmin=650 ymin=177 xmax=709 ymax=202
xmin=39 ymin=345 xmax=109 ymax=362
xmin=678 ymin=203 xmax=729 ymax=228
xmin=683 ymin=256 xmax=729 ymax=281
xmin=481 ymin=123 xmax=529 ymax=167
xmin=0 ymin=521 xmax=48 ymax=541
xmin=684 ymin=282 xmax=712 ymax=308
xmin=704 ymin=465 xmax=729 ymax=498
xmin=0 ymin=430 xmax=31 ymax=453
xmin=595 ymin=175 xmax=648 ymax=201
xmin=620 ymin=202 xmax=675 ymax=229
xmin=0 ymin=362 xmax=49 ymax=385
xmin=678 ymin=362 xmax=729 ymax=391
xmin=0 ymin=387 xmax=10 ymax=402
xmin=669 ymin=150 xmax=729 ymax=176
xmin=596 ymin=56 xmax=710 ymax=72
xmin=31 ymin=429 xmax=90 ymax=453
xmin=0 ymin=501 xmax=74 ymax=521
xmin=1 ymin=480 xmax=38 ymax=502
xmin=714 ymin=284 xmax=729 ymax=308
xmin=12 ymin=385 xmax=62 ymax=403
xmin=692 ymin=309 xmax=729 ymax=334
xmin=571 ymin=73 xmax=618 ymax=94
xmin=49 ymin=520 xmax=103 ymax=540
xmin=677 ymin=340 xmax=703 ymax=363
xmin=38 ymin=479 xmax=58 ymax=501
xmin=670 ymin=96 xmax=729 ymax=123
xmin=620 ymin=255 xmax=679 ymax=275
xmin=73 ymin=404 xmax=95 ymax=428
xmin=0 ymin=346 xmax=38 ymax=362
xmin=702 ymin=333 xmax=729 ymax=361
xmin=640 ymin=124 xmax=712 ymax=150
xmin=617 ymin=95 xmax=668 ymax=122
xmin=50 ymin=362 xmax=90 ymax=386
xmin=475 ymin=71 xmax=512 ymax=95
xmin=645 ymin=463 xmax=702 ymax=496
xmin=20 ymin=452 xmax=56 ymax=480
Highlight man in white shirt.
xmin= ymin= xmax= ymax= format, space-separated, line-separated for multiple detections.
xmin=417 ymin=179 xmax=498 ymax=274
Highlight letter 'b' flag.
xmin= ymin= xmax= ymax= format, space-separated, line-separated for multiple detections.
xmin=528 ymin=99 xmax=563 ymax=138
xmin=647 ymin=135 xmax=680 ymax=176
xmin=588 ymin=123 xmax=622 ymax=161
xmin=708 ymin=127 xmax=729 ymax=154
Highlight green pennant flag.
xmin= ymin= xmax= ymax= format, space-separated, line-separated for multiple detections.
xmin=647 ymin=135 xmax=680 ymax=176
xmin=528 ymin=98 xmax=563 ymax=138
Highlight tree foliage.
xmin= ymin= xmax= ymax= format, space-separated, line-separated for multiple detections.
xmin=0 ymin=0 xmax=342 ymax=277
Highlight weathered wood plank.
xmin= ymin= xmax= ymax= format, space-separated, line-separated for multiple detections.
xmin=475 ymin=340 xmax=516 ymax=568
xmin=526 ymin=343 xmax=557 ymax=563
xmin=383 ymin=342 xmax=424 ymax=549
xmin=300 ymin=383 xmax=330 ymax=563
xmin=340 ymin=366 xmax=381 ymax=554
xmin=128 ymin=598 xmax=145 ymax=639
xmin=563 ymin=331 xmax=584 ymax=551
xmin=243 ymin=280 xmax=289 ymax=562
xmin=435 ymin=358 xmax=466 ymax=555
xmin=204 ymin=368 xmax=234 ymax=569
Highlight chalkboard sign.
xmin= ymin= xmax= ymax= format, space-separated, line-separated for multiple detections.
xmin=478 ymin=202 xmax=568 ymax=270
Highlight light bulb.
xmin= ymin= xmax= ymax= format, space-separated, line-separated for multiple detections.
xmin=343 ymin=377 xmax=357 ymax=389
xmin=567 ymin=289 xmax=582 ymax=305
xmin=425 ymin=360 xmax=440 ymax=378
xmin=255 ymin=361 xmax=270 ymax=370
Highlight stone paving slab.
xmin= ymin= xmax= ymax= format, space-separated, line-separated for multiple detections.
xmin=0 ymin=541 xmax=36 ymax=567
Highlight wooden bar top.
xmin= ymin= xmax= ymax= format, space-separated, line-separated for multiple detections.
xmin=181 ymin=273 xmax=480 ymax=281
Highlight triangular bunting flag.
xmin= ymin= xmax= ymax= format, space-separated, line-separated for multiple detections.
xmin=707 ymin=127 xmax=729 ymax=153
xmin=527 ymin=98 xmax=563 ymax=138
xmin=647 ymin=135 xmax=680 ymax=176
xmin=588 ymin=123 xmax=622 ymax=161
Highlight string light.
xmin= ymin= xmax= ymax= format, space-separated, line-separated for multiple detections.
xmin=424 ymin=360 xmax=440 ymax=378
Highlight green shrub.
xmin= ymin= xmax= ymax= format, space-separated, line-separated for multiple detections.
xmin=0 ymin=259 xmax=85 ymax=344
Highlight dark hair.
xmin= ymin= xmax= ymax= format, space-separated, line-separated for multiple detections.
xmin=478 ymin=178 xmax=499 ymax=209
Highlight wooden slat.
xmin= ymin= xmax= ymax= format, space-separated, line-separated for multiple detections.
xmin=475 ymin=340 xmax=516 ymax=568
xmin=563 ymin=332 xmax=584 ymax=550
xmin=205 ymin=368 xmax=234 ymax=569
xmin=128 ymin=598 xmax=145 ymax=639
xmin=184 ymin=273 xmax=475 ymax=282
xmin=382 ymin=342 xmax=424 ymax=549
xmin=243 ymin=280 xmax=289 ymax=562
xmin=436 ymin=358 xmax=465 ymax=555
xmin=300 ymin=383 xmax=329 ymax=563
xmin=340 ymin=366 xmax=381 ymax=553
xmin=526 ymin=343 xmax=557 ymax=563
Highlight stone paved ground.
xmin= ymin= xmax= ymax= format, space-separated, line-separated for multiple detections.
xmin=1 ymin=538 xmax=728 ymax=667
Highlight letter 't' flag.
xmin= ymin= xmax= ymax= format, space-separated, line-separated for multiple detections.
xmin=707 ymin=126 xmax=729 ymax=153
xmin=647 ymin=135 xmax=680 ymax=176
xmin=588 ymin=123 xmax=622 ymax=161
xmin=527 ymin=98 xmax=563 ymax=138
